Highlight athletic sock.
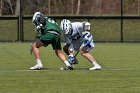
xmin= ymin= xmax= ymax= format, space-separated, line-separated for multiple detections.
xmin=36 ymin=59 xmax=42 ymax=65
xmin=92 ymin=61 xmax=98 ymax=66
xmin=64 ymin=61 xmax=71 ymax=67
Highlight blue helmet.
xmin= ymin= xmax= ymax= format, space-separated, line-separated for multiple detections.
xmin=60 ymin=19 xmax=72 ymax=34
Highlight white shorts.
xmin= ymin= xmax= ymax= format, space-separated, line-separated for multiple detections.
xmin=72 ymin=38 xmax=83 ymax=51
xmin=83 ymin=41 xmax=95 ymax=52
xmin=64 ymin=37 xmax=83 ymax=51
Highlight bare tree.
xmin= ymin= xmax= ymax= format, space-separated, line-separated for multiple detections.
xmin=48 ymin=0 xmax=50 ymax=14
xmin=53 ymin=0 xmax=59 ymax=13
xmin=138 ymin=0 xmax=140 ymax=15
xmin=0 ymin=0 xmax=3 ymax=15
xmin=71 ymin=0 xmax=74 ymax=14
xmin=15 ymin=0 xmax=20 ymax=15
xmin=76 ymin=0 xmax=81 ymax=15
xmin=5 ymin=0 xmax=14 ymax=14
xmin=90 ymin=0 xmax=96 ymax=14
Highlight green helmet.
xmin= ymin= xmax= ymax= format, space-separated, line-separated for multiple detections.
xmin=32 ymin=12 xmax=45 ymax=26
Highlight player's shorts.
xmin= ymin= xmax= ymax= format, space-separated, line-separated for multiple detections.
xmin=65 ymin=37 xmax=95 ymax=52
xmin=83 ymin=42 xmax=95 ymax=52
xmin=39 ymin=32 xmax=61 ymax=50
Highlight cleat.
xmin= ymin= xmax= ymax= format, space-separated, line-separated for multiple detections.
xmin=89 ymin=65 xmax=101 ymax=70
xmin=30 ymin=64 xmax=43 ymax=70
xmin=60 ymin=66 xmax=74 ymax=70
xmin=72 ymin=58 xmax=78 ymax=64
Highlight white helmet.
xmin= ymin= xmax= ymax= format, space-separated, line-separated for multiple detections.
xmin=83 ymin=21 xmax=90 ymax=31
xmin=60 ymin=19 xmax=72 ymax=34
xmin=32 ymin=12 xmax=45 ymax=26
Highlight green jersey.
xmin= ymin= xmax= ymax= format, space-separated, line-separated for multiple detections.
xmin=43 ymin=17 xmax=61 ymax=35
xmin=36 ymin=17 xmax=62 ymax=50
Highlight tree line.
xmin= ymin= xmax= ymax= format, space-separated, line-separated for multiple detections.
xmin=0 ymin=0 xmax=139 ymax=15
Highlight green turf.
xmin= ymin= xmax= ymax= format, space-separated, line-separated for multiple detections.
xmin=0 ymin=42 xmax=140 ymax=93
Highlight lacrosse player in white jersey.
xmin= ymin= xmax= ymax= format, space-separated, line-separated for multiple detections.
xmin=60 ymin=19 xmax=101 ymax=70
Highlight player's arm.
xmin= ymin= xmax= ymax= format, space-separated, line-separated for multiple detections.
xmin=81 ymin=31 xmax=93 ymax=49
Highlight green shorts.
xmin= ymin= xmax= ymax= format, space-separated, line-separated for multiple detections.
xmin=39 ymin=33 xmax=61 ymax=50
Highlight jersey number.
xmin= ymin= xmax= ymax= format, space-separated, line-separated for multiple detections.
xmin=48 ymin=18 xmax=57 ymax=24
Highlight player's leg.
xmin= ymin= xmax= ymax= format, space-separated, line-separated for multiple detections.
xmin=81 ymin=47 xmax=101 ymax=70
xmin=55 ymin=49 xmax=74 ymax=70
xmin=52 ymin=35 xmax=74 ymax=70
xmin=63 ymin=44 xmax=70 ymax=55
xmin=30 ymin=39 xmax=44 ymax=70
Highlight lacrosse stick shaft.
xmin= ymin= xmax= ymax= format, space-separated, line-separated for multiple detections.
xmin=30 ymin=37 xmax=37 ymax=55
xmin=30 ymin=44 xmax=33 ymax=55
xmin=74 ymin=43 xmax=84 ymax=58
xmin=74 ymin=49 xmax=80 ymax=58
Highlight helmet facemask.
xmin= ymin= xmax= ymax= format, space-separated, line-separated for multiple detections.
xmin=32 ymin=12 xmax=45 ymax=26
xmin=83 ymin=21 xmax=91 ymax=31
xmin=64 ymin=23 xmax=72 ymax=34
xmin=60 ymin=19 xmax=72 ymax=35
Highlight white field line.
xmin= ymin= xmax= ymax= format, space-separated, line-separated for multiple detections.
xmin=0 ymin=68 xmax=139 ymax=72
xmin=0 ymin=70 xmax=41 ymax=72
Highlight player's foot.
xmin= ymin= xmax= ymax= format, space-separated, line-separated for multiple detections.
xmin=89 ymin=65 xmax=101 ymax=70
xmin=60 ymin=66 xmax=74 ymax=70
xmin=30 ymin=64 xmax=43 ymax=70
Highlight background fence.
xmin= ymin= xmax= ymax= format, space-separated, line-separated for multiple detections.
xmin=0 ymin=0 xmax=140 ymax=42
xmin=0 ymin=15 xmax=140 ymax=42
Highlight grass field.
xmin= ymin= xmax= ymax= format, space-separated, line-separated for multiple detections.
xmin=0 ymin=42 xmax=140 ymax=93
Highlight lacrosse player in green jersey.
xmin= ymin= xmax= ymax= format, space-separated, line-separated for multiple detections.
xmin=30 ymin=12 xmax=74 ymax=70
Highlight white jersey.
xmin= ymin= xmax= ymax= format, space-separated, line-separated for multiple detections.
xmin=64 ymin=22 xmax=94 ymax=51
xmin=81 ymin=31 xmax=95 ymax=51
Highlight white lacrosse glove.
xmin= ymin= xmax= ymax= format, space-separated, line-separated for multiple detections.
xmin=68 ymin=54 xmax=74 ymax=65
xmin=35 ymin=24 xmax=43 ymax=37
xmin=35 ymin=24 xmax=43 ymax=32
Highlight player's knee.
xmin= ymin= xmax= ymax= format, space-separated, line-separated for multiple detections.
xmin=81 ymin=52 xmax=85 ymax=56
xmin=81 ymin=51 xmax=88 ymax=56
xmin=63 ymin=45 xmax=69 ymax=54
xmin=63 ymin=45 xmax=66 ymax=51
xmin=55 ymin=49 xmax=61 ymax=55
xmin=55 ymin=50 xmax=66 ymax=59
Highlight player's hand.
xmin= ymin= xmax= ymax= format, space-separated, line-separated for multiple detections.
xmin=68 ymin=55 xmax=74 ymax=65
xmin=36 ymin=24 xmax=43 ymax=32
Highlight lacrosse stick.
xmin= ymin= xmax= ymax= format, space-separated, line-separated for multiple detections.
xmin=69 ymin=44 xmax=83 ymax=65
xmin=30 ymin=43 xmax=33 ymax=55
xmin=74 ymin=49 xmax=80 ymax=58
xmin=30 ymin=37 xmax=38 ymax=55
xmin=68 ymin=48 xmax=79 ymax=65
